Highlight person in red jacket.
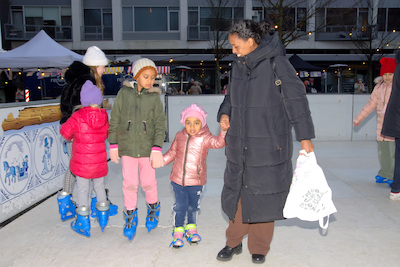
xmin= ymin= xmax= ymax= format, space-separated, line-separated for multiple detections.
xmin=60 ymin=80 xmax=110 ymax=237
xmin=162 ymin=104 xmax=228 ymax=248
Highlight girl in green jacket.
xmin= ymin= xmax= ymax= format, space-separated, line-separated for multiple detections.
xmin=109 ymin=58 xmax=167 ymax=241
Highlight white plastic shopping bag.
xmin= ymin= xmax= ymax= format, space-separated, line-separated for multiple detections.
xmin=283 ymin=150 xmax=337 ymax=229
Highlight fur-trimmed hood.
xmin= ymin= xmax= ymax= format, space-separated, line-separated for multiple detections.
xmin=122 ymin=80 xmax=162 ymax=94
xmin=374 ymin=76 xmax=383 ymax=84
xmin=60 ymin=61 xmax=96 ymax=124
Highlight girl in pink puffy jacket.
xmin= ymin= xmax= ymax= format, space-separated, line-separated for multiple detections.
xmin=163 ymin=104 xmax=228 ymax=248
xmin=354 ymin=57 xmax=396 ymax=186
xmin=60 ymin=81 xmax=110 ymax=237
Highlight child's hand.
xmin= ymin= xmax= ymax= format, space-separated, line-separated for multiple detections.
xmin=150 ymin=150 xmax=164 ymax=168
xmin=220 ymin=114 xmax=230 ymax=131
xmin=109 ymin=148 xmax=120 ymax=164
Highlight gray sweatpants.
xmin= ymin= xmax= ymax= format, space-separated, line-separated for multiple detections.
xmin=63 ymin=141 xmax=76 ymax=194
xmin=76 ymin=176 xmax=107 ymax=208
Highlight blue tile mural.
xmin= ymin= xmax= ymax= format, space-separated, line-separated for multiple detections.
xmin=0 ymin=120 xmax=65 ymax=223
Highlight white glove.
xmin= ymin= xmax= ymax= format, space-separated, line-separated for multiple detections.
xmin=150 ymin=150 xmax=164 ymax=168
xmin=109 ymin=148 xmax=120 ymax=164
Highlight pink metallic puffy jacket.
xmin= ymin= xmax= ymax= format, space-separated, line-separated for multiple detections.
xmin=163 ymin=125 xmax=226 ymax=186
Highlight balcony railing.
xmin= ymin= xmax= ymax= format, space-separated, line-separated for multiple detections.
xmin=315 ymin=25 xmax=376 ymax=41
xmin=81 ymin=26 xmax=113 ymax=41
xmin=187 ymin=25 xmax=211 ymax=41
xmin=4 ymin=24 xmax=72 ymax=41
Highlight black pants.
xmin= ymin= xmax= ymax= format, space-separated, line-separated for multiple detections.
xmin=392 ymin=138 xmax=400 ymax=193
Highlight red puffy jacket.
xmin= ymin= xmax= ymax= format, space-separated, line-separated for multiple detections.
xmin=60 ymin=107 xmax=109 ymax=178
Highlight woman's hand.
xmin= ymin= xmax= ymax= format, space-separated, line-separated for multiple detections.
xmin=220 ymin=114 xmax=230 ymax=131
xmin=300 ymin=140 xmax=314 ymax=154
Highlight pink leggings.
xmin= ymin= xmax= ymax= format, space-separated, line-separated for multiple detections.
xmin=121 ymin=156 xmax=158 ymax=210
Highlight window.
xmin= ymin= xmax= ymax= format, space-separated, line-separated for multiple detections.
xmin=122 ymin=7 xmax=133 ymax=31
xmin=374 ymin=8 xmax=400 ymax=32
xmin=326 ymin=8 xmax=357 ymax=29
xmin=135 ymin=7 xmax=167 ymax=31
xmin=169 ymin=7 xmax=179 ymax=31
xmin=358 ymin=8 xmax=368 ymax=27
xmin=192 ymin=6 xmax=243 ymax=31
xmin=265 ymin=7 xmax=307 ymax=31
xmin=252 ymin=7 xmax=263 ymax=22
xmin=123 ymin=6 xmax=179 ymax=32
xmin=297 ymin=8 xmax=307 ymax=31
xmin=84 ymin=8 xmax=112 ymax=39
xmin=61 ymin=7 xmax=72 ymax=27
xmin=387 ymin=8 xmax=400 ymax=31
xmin=377 ymin=8 xmax=386 ymax=31
xmin=188 ymin=7 xmax=199 ymax=26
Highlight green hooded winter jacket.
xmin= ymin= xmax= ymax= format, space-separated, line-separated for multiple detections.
xmin=109 ymin=81 xmax=166 ymax=158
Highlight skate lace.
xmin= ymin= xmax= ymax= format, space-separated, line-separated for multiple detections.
xmin=174 ymin=231 xmax=184 ymax=239
xmin=187 ymin=228 xmax=198 ymax=236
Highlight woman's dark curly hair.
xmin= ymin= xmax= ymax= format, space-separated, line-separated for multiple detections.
xmin=229 ymin=19 xmax=275 ymax=44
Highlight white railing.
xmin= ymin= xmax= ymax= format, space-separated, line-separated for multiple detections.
xmin=0 ymin=94 xmax=376 ymax=223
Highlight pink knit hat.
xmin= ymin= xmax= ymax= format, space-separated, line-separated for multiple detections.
xmin=180 ymin=104 xmax=207 ymax=127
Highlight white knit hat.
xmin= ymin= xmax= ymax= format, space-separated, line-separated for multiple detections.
xmin=132 ymin=58 xmax=158 ymax=80
xmin=83 ymin=46 xmax=108 ymax=66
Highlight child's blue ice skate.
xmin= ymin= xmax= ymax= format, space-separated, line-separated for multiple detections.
xmin=90 ymin=194 xmax=118 ymax=218
xmin=375 ymin=175 xmax=389 ymax=183
xmin=90 ymin=196 xmax=98 ymax=218
xmin=146 ymin=202 xmax=160 ymax=232
xmin=97 ymin=201 xmax=110 ymax=232
xmin=124 ymin=209 xmax=138 ymax=241
xmin=57 ymin=192 xmax=76 ymax=221
xmin=71 ymin=206 xmax=91 ymax=237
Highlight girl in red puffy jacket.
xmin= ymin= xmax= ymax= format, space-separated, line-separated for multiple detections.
xmin=60 ymin=81 xmax=110 ymax=237
xmin=163 ymin=104 xmax=228 ymax=248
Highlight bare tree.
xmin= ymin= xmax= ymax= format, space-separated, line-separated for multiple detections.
xmin=349 ymin=0 xmax=400 ymax=92
xmin=202 ymin=0 xmax=245 ymax=94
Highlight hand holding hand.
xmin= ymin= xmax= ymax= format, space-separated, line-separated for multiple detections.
xmin=150 ymin=150 xmax=164 ymax=168
xmin=109 ymin=148 xmax=120 ymax=164
xmin=220 ymin=114 xmax=230 ymax=131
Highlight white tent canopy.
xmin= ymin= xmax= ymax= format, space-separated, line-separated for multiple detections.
xmin=0 ymin=30 xmax=83 ymax=69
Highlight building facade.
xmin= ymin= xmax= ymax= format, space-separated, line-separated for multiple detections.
xmin=1 ymin=0 xmax=400 ymax=94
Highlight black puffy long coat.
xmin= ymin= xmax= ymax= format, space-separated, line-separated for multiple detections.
xmin=60 ymin=61 xmax=95 ymax=124
xmin=382 ymin=50 xmax=400 ymax=138
xmin=217 ymin=33 xmax=315 ymax=223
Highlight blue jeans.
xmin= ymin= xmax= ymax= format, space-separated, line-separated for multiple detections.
xmin=171 ymin=181 xmax=203 ymax=227
xmin=392 ymin=138 xmax=400 ymax=193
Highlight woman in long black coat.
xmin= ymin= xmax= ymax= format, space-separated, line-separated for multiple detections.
xmin=382 ymin=50 xmax=400 ymax=200
xmin=217 ymin=20 xmax=315 ymax=264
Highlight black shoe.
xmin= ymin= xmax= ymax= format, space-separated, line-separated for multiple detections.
xmin=252 ymin=254 xmax=265 ymax=264
xmin=216 ymin=243 xmax=242 ymax=261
